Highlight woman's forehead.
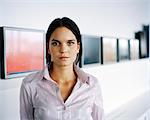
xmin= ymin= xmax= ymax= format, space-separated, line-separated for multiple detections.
xmin=50 ymin=27 xmax=77 ymax=41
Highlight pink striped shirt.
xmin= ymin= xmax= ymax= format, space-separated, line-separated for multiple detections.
xmin=20 ymin=65 xmax=104 ymax=120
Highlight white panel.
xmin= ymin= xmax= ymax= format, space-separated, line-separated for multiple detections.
xmin=83 ymin=58 xmax=150 ymax=114
xmin=0 ymin=0 xmax=4 ymax=24
xmin=1 ymin=0 xmax=149 ymax=38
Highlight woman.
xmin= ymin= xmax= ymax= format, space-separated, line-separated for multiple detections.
xmin=20 ymin=17 xmax=104 ymax=120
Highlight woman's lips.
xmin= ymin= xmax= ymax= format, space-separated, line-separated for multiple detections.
xmin=59 ymin=57 xmax=69 ymax=60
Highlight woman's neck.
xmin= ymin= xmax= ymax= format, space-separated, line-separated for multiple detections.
xmin=50 ymin=64 xmax=76 ymax=84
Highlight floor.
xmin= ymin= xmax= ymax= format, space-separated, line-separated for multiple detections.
xmin=106 ymin=90 xmax=150 ymax=120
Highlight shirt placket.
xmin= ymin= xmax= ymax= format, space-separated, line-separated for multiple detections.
xmin=54 ymin=79 xmax=82 ymax=120
xmin=54 ymin=86 xmax=69 ymax=120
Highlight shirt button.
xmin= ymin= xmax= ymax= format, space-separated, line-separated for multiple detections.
xmin=63 ymin=106 xmax=66 ymax=110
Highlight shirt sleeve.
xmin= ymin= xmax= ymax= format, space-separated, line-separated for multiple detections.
xmin=20 ymin=81 xmax=34 ymax=120
xmin=91 ymin=81 xmax=105 ymax=120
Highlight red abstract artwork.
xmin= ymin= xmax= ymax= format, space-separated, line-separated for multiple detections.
xmin=5 ymin=29 xmax=44 ymax=76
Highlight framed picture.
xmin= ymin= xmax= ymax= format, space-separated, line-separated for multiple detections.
xmin=135 ymin=25 xmax=149 ymax=58
xmin=130 ymin=39 xmax=139 ymax=60
xmin=81 ymin=34 xmax=101 ymax=67
xmin=0 ymin=27 xmax=45 ymax=79
xmin=102 ymin=37 xmax=117 ymax=64
xmin=118 ymin=38 xmax=130 ymax=61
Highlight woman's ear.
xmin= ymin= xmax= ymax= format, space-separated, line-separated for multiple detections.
xmin=77 ymin=42 xmax=80 ymax=53
xmin=47 ymin=39 xmax=51 ymax=55
xmin=48 ymin=49 xmax=51 ymax=55
xmin=48 ymin=42 xmax=51 ymax=55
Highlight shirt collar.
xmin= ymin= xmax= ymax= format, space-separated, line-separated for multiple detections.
xmin=73 ymin=64 xmax=90 ymax=84
xmin=42 ymin=64 xmax=90 ymax=85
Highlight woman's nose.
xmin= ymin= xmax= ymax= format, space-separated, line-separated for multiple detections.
xmin=60 ymin=43 xmax=68 ymax=53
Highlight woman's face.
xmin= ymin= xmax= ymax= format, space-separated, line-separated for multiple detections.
xmin=48 ymin=27 xmax=80 ymax=67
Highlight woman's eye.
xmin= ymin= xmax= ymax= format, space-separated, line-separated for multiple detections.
xmin=51 ymin=42 xmax=59 ymax=46
xmin=67 ymin=41 xmax=75 ymax=46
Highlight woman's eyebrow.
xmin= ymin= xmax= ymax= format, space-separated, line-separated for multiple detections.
xmin=51 ymin=39 xmax=76 ymax=42
xmin=67 ymin=39 xmax=76 ymax=42
xmin=51 ymin=39 xmax=60 ymax=43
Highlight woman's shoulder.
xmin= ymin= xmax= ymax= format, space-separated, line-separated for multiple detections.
xmin=86 ymin=72 xmax=99 ymax=85
xmin=22 ymin=70 xmax=44 ymax=85
xmin=74 ymin=65 xmax=100 ymax=86
xmin=79 ymin=68 xmax=99 ymax=86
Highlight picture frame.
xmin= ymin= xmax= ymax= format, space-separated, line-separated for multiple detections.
xmin=102 ymin=37 xmax=117 ymax=64
xmin=0 ymin=26 xmax=45 ymax=79
xmin=135 ymin=25 xmax=149 ymax=58
xmin=81 ymin=34 xmax=101 ymax=67
xmin=129 ymin=39 xmax=139 ymax=60
xmin=118 ymin=38 xmax=130 ymax=62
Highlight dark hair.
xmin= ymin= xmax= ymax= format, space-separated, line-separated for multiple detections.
xmin=46 ymin=17 xmax=82 ymax=68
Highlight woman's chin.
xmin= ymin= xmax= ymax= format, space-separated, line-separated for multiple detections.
xmin=54 ymin=61 xmax=72 ymax=67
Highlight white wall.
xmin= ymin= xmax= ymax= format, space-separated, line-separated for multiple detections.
xmin=83 ymin=59 xmax=150 ymax=114
xmin=149 ymin=0 xmax=150 ymax=23
xmin=0 ymin=0 xmax=149 ymax=120
xmin=149 ymin=0 xmax=150 ymax=57
xmin=0 ymin=0 xmax=4 ymax=24
xmin=1 ymin=0 xmax=149 ymax=38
